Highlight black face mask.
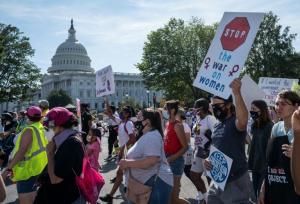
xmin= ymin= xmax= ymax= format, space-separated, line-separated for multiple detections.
xmin=250 ymin=111 xmax=260 ymax=120
xmin=212 ymin=105 xmax=227 ymax=121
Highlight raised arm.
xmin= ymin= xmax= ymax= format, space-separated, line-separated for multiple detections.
xmin=291 ymin=107 xmax=300 ymax=195
xmin=230 ymin=78 xmax=248 ymax=131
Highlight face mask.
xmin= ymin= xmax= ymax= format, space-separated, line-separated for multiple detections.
xmin=119 ymin=112 xmax=124 ymax=120
xmin=45 ymin=128 xmax=55 ymax=141
xmin=162 ymin=110 xmax=169 ymax=120
xmin=250 ymin=111 xmax=260 ymax=120
xmin=5 ymin=121 xmax=11 ymax=125
xmin=212 ymin=105 xmax=227 ymax=121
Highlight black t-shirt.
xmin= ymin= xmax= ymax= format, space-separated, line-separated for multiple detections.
xmin=35 ymin=135 xmax=84 ymax=204
xmin=212 ymin=116 xmax=248 ymax=182
xmin=248 ymin=121 xmax=273 ymax=173
xmin=81 ymin=111 xmax=92 ymax=134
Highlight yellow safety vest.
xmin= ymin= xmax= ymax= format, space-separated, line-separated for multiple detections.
xmin=11 ymin=122 xmax=48 ymax=182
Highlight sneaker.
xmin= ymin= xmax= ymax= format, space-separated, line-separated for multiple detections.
xmin=99 ymin=194 xmax=113 ymax=203
xmin=110 ymin=177 xmax=116 ymax=183
xmin=195 ymin=194 xmax=206 ymax=204
xmin=105 ymin=155 xmax=112 ymax=161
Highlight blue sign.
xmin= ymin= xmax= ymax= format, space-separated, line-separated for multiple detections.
xmin=209 ymin=151 xmax=229 ymax=183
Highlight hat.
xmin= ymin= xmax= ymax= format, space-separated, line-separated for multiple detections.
xmin=39 ymin=100 xmax=49 ymax=108
xmin=44 ymin=107 xmax=74 ymax=127
xmin=26 ymin=106 xmax=42 ymax=118
xmin=211 ymin=95 xmax=233 ymax=103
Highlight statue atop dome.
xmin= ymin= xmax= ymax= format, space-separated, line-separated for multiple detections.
xmin=68 ymin=18 xmax=77 ymax=42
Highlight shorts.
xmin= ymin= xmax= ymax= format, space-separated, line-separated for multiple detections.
xmin=16 ymin=176 xmax=38 ymax=194
xmin=145 ymin=175 xmax=172 ymax=204
xmin=190 ymin=155 xmax=205 ymax=173
xmin=167 ymin=156 xmax=184 ymax=176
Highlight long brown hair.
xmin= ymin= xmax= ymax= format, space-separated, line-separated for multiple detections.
xmin=142 ymin=109 xmax=164 ymax=138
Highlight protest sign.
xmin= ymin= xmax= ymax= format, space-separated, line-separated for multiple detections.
xmin=76 ymin=98 xmax=82 ymax=132
xmin=258 ymin=77 xmax=298 ymax=106
xmin=193 ymin=12 xmax=264 ymax=99
xmin=96 ymin=65 xmax=115 ymax=97
xmin=206 ymin=145 xmax=233 ymax=191
xmin=233 ymin=74 xmax=266 ymax=111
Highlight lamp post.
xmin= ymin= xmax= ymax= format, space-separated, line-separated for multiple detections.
xmin=5 ymin=88 xmax=11 ymax=111
xmin=146 ymin=90 xmax=150 ymax=108
xmin=125 ymin=93 xmax=129 ymax=105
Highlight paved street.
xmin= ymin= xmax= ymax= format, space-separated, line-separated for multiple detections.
xmin=3 ymin=133 xmax=200 ymax=204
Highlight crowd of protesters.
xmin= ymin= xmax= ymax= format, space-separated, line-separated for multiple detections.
xmin=0 ymin=78 xmax=300 ymax=204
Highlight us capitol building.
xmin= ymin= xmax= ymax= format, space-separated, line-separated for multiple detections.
xmin=39 ymin=20 xmax=162 ymax=111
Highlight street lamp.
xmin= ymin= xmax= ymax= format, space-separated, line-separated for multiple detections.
xmin=5 ymin=88 xmax=11 ymax=111
xmin=146 ymin=90 xmax=150 ymax=108
xmin=125 ymin=93 xmax=129 ymax=104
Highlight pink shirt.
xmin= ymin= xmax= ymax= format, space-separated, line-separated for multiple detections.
xmin=86 ymin=138 xmax=101 ymax=170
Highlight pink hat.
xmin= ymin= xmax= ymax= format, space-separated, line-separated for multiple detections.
xmin=26 ymin=106 xmax=42 ymax=118
xmin=44 ymin=107 xmax=75 ymax=127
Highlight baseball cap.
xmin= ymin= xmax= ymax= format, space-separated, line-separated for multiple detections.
xmin=26 ymin=106 xmax=42 ymax=119
xmin=44 ymin=107 xmax=75 ymax=127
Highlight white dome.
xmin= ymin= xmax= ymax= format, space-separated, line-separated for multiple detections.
xmin=48 ymin=19 xmax=94 ymax=73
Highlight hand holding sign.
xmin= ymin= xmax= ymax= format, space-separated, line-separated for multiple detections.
xmin=229 ymin=78 xmax=242 ymax=96
xmin=206 ymin=146 xmax=233 ymax=191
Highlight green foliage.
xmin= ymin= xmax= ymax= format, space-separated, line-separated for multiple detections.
xmin=291 ymin=82 xmax=300 ymax=96
xmin=245 ymin=11 xmax=298 ymax=81
xmin=0 ymin=23 xmax=42 ymax=102
xmin=120 ymin=97 xmax=141 ymax=110
xmin=47 ymin=89 xmax=73 ymax=108
xmin=137 ymin=17 xmax=216 ymax=104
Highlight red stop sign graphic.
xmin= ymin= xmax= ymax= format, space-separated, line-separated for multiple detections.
xmin=220 ymin=17 xmax=250 ymax=51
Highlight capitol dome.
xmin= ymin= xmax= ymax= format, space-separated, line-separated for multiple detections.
xmin=47 ymin=19 xmax=94 ymax=73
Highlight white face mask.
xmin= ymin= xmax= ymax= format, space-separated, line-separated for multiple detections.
xmin=45 ymin=128 xmax=55 ymax=141
xmin=162 ymin=110 xmax=169 ymax=120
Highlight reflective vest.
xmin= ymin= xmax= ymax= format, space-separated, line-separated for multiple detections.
xmin=11 ymin=122 xmax=48 ymax=182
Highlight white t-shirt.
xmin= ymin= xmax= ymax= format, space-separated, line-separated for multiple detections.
xmin=118 ymin=120 xmax=134 ymax=147
xmin=126 ymin=130 xmax=173 ymax=186
xmin=193 ymin=115 xmax=217 ymax=148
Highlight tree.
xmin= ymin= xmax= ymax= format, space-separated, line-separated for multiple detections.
xmin=0 ymin=23 xmax=41 ymax=103
xmin=137 ymin=18 xmax=216 ymax=104
xmin=245 ymin=12 xmax=298 ymax=81
xmin=47 ymin=89 xmax=72 ymax=108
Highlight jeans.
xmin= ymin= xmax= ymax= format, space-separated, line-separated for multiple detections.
xmin=168 ymin=156 xmax=184 ymax=176
xmin=145 ymin=175 xmax=172 ymax=204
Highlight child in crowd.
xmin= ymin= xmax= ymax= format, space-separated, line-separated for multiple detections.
xmin=86 ymin=127 xmax=102 ymax=170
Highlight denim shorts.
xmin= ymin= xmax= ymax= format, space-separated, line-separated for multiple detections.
xmin=16 ymin=176 xmax=38 ymax=194
xmin=145 ymin=175 xmax=172 ymax=204
xmin=168 ymin=155 xmax=184 ymax=176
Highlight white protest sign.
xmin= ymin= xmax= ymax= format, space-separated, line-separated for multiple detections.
xmin=193 ymin=12 xmax=264 ymax=99
xmin=76 ymin=98 xmax=82 ymax=132
xmin=233 ymin=74 xmax=266 ymax=111
xmin=206 ymin=145 xmax=233 ymax=191
xmin=96 ymin=65 xmax=115 ymax=97
xmin=258 ymin=77 xmax=298 ymax=106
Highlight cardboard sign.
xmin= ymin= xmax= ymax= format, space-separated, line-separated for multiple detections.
xmin=193 ymin=12 xmax=264 ymax=99
xmin=258 ymin=77 xmax=298 ymax=106
xmin=96 ymin=65 xmax=115 ymax=97
xmin=76 ymin=98 xmax=82 ymax=132
xmin=206 ymin=145 xmax=233 ymax=191
xmin=233 ymin=74 xmax=266 ymax=111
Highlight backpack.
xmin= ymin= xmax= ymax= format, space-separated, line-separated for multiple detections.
xmin=74 ymin=146 xmax=105 ymax=204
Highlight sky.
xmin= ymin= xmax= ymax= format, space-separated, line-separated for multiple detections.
xmin=0 ymin=0 xmax=299 ymax=74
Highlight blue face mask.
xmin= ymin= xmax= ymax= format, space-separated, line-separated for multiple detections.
xmin=119 ymin=112 xmax=124 ymax=120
